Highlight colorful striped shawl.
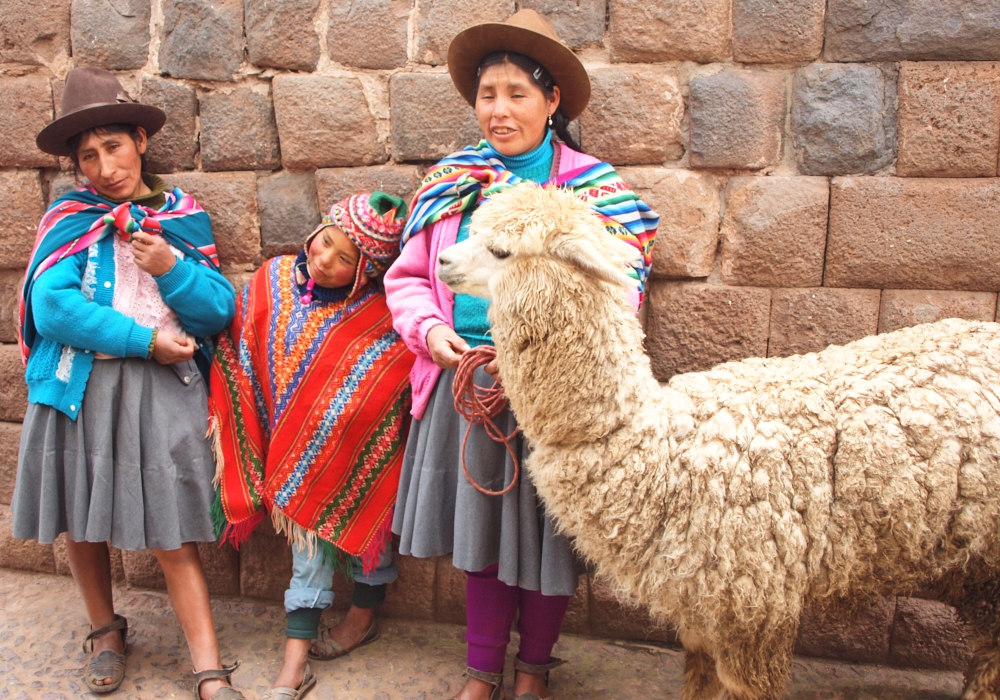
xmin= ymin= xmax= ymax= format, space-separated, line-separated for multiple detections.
xmin=18 ymin=184 xmax=217 ymax=362
xmin=210 ymin=256 xmax=415 ymax=573
xmin=402 ymin=140 xmax=660 ymax=290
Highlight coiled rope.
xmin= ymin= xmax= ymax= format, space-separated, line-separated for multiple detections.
xmin=452 ymin=345 xmax=520 ymax=496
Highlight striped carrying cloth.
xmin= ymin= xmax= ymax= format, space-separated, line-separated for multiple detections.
xmin=402 ymin=139 xmax=660 ymax=294
xmin=210 ymin=255 xmax=415 ymax=573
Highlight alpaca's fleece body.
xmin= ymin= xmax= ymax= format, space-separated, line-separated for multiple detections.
xmin=437 ymin=183 xmax=1000 ymax=700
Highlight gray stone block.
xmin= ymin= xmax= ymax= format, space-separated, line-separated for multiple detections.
xmin=520 ymin=0 xmax=607 ymax=49
xmin=792 ymin=63 xmax=896 ymax=176
xmin=826 ymin=0 xmax=1000 ymax=61
xmin=732 ymin=0 xmax=825 ymax=63
xmin=415 ymin=0 xmax=513 ymax=66
xmin=246 ymin=0 xmax=320 ymax=71
xmin=199 ymin=88 xmax=281 ymax=172
xmin=0 ymin=0 xmax=72 ymax=65
xmin=328 ymin=0 xmax=409 ymax=70
xmin=71 ymin=0 xmax=150 ymax=70
xmin=390 ymin=73 xmax=482 ymax=163
xmin=141 ymin=77 xmax=197 ymax=173
xmin=160 ymin=0 xmax=244 ymax=81
xmin=257 ymin=171 xmax=322 ymax=258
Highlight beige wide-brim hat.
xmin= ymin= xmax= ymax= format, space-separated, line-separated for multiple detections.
xmin=447 ymin=9 xmax=591 ymax=121
xmin=36 ymin=66 xmax=165 ymax=157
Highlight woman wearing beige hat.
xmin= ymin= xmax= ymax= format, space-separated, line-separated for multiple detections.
xmin=384 ymin=10 xmax=659 ymax=700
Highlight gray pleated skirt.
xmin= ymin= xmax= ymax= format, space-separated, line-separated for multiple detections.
xmin=12 ymin=357 xmax=217 ymax=551
xmin=393 ymin=367 xmax=578 ymax=596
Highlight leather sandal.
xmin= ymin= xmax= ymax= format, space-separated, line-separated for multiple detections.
xmin=82 ymin=614 xmax=128 ymax=694
xmin=193 ymin=660 xmax=247 ymax=700
xmin=450 ymin=667 xmax=505 ymax=700
xmin=308 ymin=619 xmax=379 ymax=661
xmin=513 ymin=656 xmax=566 ymax=700
xmin=260 ymin=663 xmax=316 ymax=700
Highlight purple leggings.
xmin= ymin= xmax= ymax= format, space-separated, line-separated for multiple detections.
xmin=465 ymin=563 xmax=571 ymax=673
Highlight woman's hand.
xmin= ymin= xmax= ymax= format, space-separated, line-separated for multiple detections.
xmin=131 ymin=230 xmax=177 ymax=277
xmin=151 ymin=329 xmax=195 ymax=364
xmin=484 ymin=358 xmax=501 ymax=383
xmin=426 ymin=324 xmax=469 ymax=370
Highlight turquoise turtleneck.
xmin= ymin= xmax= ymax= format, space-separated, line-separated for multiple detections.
xmin=453 ymin=130 xmax=555 ymax=348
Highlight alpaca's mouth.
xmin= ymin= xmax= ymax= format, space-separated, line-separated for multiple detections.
xmin=436 ymin=266 xmax=464 ymax=290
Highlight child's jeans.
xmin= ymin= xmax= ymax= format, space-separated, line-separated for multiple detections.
xmin=284 ymin=540 xmax=397 ymax=639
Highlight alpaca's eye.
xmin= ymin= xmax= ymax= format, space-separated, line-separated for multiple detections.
xmin=489 ymin=248 xmax=511 ymax=259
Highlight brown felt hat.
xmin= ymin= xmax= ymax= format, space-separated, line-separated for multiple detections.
xmin=447 ymin=9 xmax=591 ymax=121
xmin=36 ymin=66 xmax=166 ymax=157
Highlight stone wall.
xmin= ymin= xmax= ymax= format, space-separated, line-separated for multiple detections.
xmin=1 ymin=0 xmax=999 ymax=673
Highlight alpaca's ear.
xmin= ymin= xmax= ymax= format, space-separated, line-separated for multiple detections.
xmin=551 ymin=236 xmax=637 ymax=289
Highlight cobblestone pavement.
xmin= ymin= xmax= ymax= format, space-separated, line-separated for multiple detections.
xmin=0 ymin=568 xmax=964 ymax=700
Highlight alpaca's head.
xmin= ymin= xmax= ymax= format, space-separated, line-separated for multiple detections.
xmin=436 ymin=183 xmax=641 ymax=298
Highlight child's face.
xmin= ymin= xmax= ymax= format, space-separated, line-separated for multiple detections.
xmin=307 ymin=226 xmax=363 ymax=289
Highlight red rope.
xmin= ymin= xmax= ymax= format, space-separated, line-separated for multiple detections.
xmin=452 ymin=345 xmax=521 ymax=496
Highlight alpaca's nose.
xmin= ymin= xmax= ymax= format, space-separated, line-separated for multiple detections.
xmin=437 ymin=253 xmax=450 ymax=267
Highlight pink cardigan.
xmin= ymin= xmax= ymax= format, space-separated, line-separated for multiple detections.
xmin=385 ymin=144 xmax=600 ymax=419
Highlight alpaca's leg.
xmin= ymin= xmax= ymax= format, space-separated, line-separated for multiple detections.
xmin=682 ymin=648 xmax=725 ymax=700
xmin=712 ymin=628 xmax=796 ymax=700
xmin=952 ymin=578 xmax=1000 ymax=700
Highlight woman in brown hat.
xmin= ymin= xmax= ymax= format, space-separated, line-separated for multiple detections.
xmin=13 ymin=66 xmax=244 ymax=700
xmin=384 ymin=11 xmax=659 ymax=700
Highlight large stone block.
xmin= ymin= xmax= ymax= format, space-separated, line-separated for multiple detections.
xmin=520 ymin=0 xmax=606 ymax=50
xmin=47 ymin=171 xmax=81 ymax=205
xmin=199 ymin=87 xmax=281 ymax=172
xmin=897 ymin=62 xmax=1000 ymax=178
xmin=561 ymin=574 xmax=590 ymax=635
xmin=792 ymin=63 xmax=896 ymax=176
xmin=719 ymin=176 xmax=829 ymax=288
xmin=165 ymin=172 xmax=261 ymax=268
xmin=273 ymin=74 xmax=385 ymax=169
xmin=768 ymin=288 xmax=880 ymax=358
xmin=315 ymin=165 xmax=424 ymax=213
xmin=689 ymin=69 xmax=786 ymax=170
xmin=796 ymin=597 xmax=894 ymax=663
xmin=240 ymin=519 xmax=293 ymax=601
xmin=607 ymin=0 xmax=731 ymax=63
xmin=328 ymin=0 xmax=409 ymax=70
xmin=160 ymin=0 xmax=244 ymax=82
xmin=879 ymin=290 xmax=998 ymax=334
xmin=121 ymin=549 xmax=166 ymax=589
xmin=197 ymin=542 xmax=241 ymax=597
xmin=141 ymin=77 xmax=197 ymax=173
xmin=0 ymin=269 xmax=24 ymax=345
xmin=71 ymin=0 xmax=150 ymax=70
xmin=732 ymin=0 xmax=825 ymax=63
xmin=617 ymin=168 xmax=720 ymax=280
xmin=589 ymin=575 xmax=677 ymax=643
xmin=826 ymin=177 xmax=1000 ymax=291
xmin=0 ymin=171 xmax=45 ymax=269
xmin=580 ymin=65 xmax=684 ymax=166
xmin=415 ymin=0 xmax=514 ymax=66
xmin=434 ymin=556 xmax=466 ymax=625
xmin=0 ymin=0 xmax=71 ymax=65
xmin=381 ymin=553 xmax=436 ymax=620
xmin=0 ymin=422 xmax=21 ymax=506
xmin=257 ymin=171 xmax=322 ymax=258
xmin=0 ymin=345 xmax=26 ymax=423
xmin=390 ymin=73 xmax=481 ymax=163
xmin=0 ymin=77 xmax=56 ymax=168
xmin=889 ymin=597 xmax=972 ymax=671
xmin=825 ymin=0 xmax=1000 ymax=62
xmin=646 ymin=282 xmax=770 ymax=380
xmin=246 ymin=0 xmax=320 ymax=71
xmin=0 ymin=505 xmax=55 ymax=574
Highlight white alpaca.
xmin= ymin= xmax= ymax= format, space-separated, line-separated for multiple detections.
xmin=437 ymin=183 xmax=1000 ymax=700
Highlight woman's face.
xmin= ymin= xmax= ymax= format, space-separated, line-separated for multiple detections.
xmin=76 ymin=127 xmax=148 ymax=201
xmin=307 ymin=226 xmax=363 ymax=289
xmin=476 ymin=62 xmax=560 ymax=157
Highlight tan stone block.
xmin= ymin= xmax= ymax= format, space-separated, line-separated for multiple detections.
xmin=646 ymin=282 xmax=771 ymax=380
xmin=0 ymin=504 xmax=56 ymax=574
xmin=796 ymin=597 xmax=894 ymax=663
xmin=0 ymin=75 xmax=58 ymax=168
xmin=240 ymin=519 xmax=293 ymax=601
xmin=0 ymin=171 xmax=46 ymax=269
xmin=390 ymin=73 xmax=482 ymax=163
xmin=0 ymin=0 xmax=72 ymax=65
xmin=52 ymin=533 xmax=124 ymax=580
xmin=618 ymin=168 xmax=720 ymax=279
xmin=732 ymin=0 xmax=825 ymax=63
xmin=382 ymin=553 xmax=436 ymax=620
xmin=315 ymin=165 xmax=424 ymax=214
xmin=197 ymin=542 xmax=240 ymax=597
xmin=589 ymin=575 xmax=677 ymax=643
xmin=0 ymin=421 xmax=21 ymax=506
xmin=165 ymin=172 xmax=261 ymax=268
xmin=580 ymin=65 xmax=684 ymax=166
xmin=199 ymin=87 xmax=281 ymax=172
xmin=879 ymin=290 xmax=998 ymax=334
xmin=768 ymin=288 xmax=880 ymax=358
xmin=608 ymin=0 xmax=730 ymax=63
xmin=889 ymin=597 xmax=972 ymax=671
xmin=560 ymin=574 xmax=590 ymax=635
xmin=898 ymin=62 xmax=1000 ymax=178
xmin=121 ymin=549 xmax=167 ymax=590
xmin=0 ymin=269 xmax=22 ymax=344
xmin=720 ymin=176 xmax=829 ymax=288
xmin=273 ymin=74 xmax=386 ymax=169
xmin=0 ymin=344 xmax=27 ymax=423
xmin=434 ymin=556 xmax=466 ymax=625
xmin=328 ymin=0 xmax=409 ymax=70
xmin=825 ymin=177 xmax=1000 ymax=291
xmin=415 ymin=0 xmax=514 ymax=66
xmin=247 ymin=0 xmax=320 ymax=71
xmin=47 ymin=170 xmax=82 ymax=205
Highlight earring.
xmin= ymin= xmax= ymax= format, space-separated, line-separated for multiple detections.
xmin=548 ymin=114 xmax=553 ymax=127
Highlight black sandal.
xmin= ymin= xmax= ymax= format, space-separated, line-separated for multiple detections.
xmin=513 ymin=656 xmax=566 ymax=700
xmin=193 ymin=660 xmax=248 ymax=700
xmin=82 ymin=614 xmax=128 ymax=694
